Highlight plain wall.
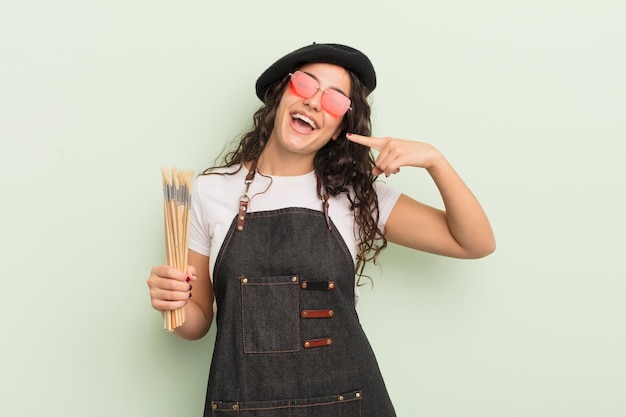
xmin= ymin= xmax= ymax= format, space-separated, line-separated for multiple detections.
xmin=1 ymin=1 xmax=625 ymax=416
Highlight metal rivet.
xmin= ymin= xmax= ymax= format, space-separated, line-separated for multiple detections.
xmin=356 ymin=392 xmax=361 ymax=398
xmin=232 ymin=404 xmax=238 ymax=410
xmin=328 ymin=282 xmax=335 ymax=289
xmin=242 ymin=278 xmax=248 ymax=284
xmin=239 ymin=215 xmax=244 ymax=220
xmin=304 ymin=341 xmax=310 ymax=348
xmin=326 ymin=339 xmax=332 ymax=345
xmin=301 ymin=311 xmax=308 ymax=318
xmin=236 ymin=225 xmax=243 ymax=231
xmin=301 ymin=282 xmax=307 ymax=289
xmin=211 ymin=403 xmax=217 ymax=410
xmin=328 ymin=310 xmax=334 ymax=317
xmin=240 ymin=206 xmax=247 ymax=211
xmin=338 ymin=395 xmax=344 ymax=401
xmin=292 ymin=276 xmax=297 ymax=282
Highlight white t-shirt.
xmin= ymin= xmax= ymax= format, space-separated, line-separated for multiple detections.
xmin=188 ymin=165 xmax=401 ymax=280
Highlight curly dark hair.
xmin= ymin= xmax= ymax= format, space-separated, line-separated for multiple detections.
xmin=203 ymin=70 xmax=387 ymax=279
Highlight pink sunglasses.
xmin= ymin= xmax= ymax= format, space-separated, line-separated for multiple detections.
xmin=288 ymin=70 xmax=352 ymax=117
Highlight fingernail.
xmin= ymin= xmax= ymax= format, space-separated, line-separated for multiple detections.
xmin=346 ymin=132 xmax=352 ymax=137
xmin=189 ymin=284 xmax=193 ymax=291
xmin=184 ymin=300 xmax=188 ymax=306
xmin=189 ymin=292 xmax=192 ymax=298
xmin=186 ymin=276 xmax=191 ymax=283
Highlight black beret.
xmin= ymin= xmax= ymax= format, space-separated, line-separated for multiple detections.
xmin=255 ymin=43 xmax=377 ymax=102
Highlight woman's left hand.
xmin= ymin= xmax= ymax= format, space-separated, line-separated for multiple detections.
xmin=347 ymin=132 xmax=495 ymax=258
xmin=346 ymin=133 xmax=442 ymax=177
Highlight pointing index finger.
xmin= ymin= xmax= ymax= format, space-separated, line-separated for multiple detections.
xmin=346 ymin=133 xmax=381 ymax=150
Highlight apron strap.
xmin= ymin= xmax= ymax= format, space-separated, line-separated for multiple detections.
xmin=236 ymin=160 xmax=257 ymax=231
xmin=316 ymin=175 xmax=332 ymax=230
xmin=237 ymin=160 xmax=331 ymax=231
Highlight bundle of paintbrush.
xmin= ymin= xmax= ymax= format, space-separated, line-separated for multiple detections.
xmin=161 ymin=167 xmax=194 ymax=331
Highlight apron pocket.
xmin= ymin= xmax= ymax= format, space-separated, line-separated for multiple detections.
xmin=240 ymin=275 xmax=300 ymax=353
xmin=210 ymin=390 xmax=363 ymax=417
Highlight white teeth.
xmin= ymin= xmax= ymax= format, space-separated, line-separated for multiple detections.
xmin=292 ymin=113 xmax=317 ymax=130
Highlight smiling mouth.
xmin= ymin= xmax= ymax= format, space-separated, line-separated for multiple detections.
xmin=292 ymin=113 xmax=317 ymax=131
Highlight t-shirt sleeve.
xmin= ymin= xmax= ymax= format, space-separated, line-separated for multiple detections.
xmin=188 ymin=178 xmax=211 ymax=257
xmin=374 ymin=181 xmax=401 ymax=231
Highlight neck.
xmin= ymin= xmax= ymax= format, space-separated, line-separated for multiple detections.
xmin=255 ymin=144 xmax=315 ymax=176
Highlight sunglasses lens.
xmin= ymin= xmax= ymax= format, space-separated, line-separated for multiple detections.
xmin=322 ymin=90 xmax=351 ymax=117
xmin=290 ymin=71 xmax=317 ymax=98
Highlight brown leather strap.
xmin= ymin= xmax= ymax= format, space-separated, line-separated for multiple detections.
xmin=236 ymin=160 xmax=257 ymax=232
xmin=245 ymin=159 xmax=257 ymax=182
xmin=301 ymin=309 xmax=334 ymax=319
xmin=236 ymin=199 xmax=248 ymax=231
xmin=316 ymin=175 xmax=331 ymax=230
xmin=303 ymin=338 xmax=333 ymax=348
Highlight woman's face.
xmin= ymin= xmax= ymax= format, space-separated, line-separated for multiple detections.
xmin=267 ymin=62 xmax=352 ymax=159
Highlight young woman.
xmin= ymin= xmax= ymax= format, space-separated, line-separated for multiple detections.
xmin=147 ymin=43 xmax=495 ymax=416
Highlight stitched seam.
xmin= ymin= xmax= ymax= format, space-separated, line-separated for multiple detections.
xmin=212 ymin=397 xmax=361 ymax=412
xmin=240 ymin=278 xmax=246 ymax=352
xmin=246 ymin=208 xmax=322 ymax=218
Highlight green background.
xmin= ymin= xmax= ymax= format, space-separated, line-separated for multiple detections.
xmin=1 ymin=1 xmax=625 ymax=416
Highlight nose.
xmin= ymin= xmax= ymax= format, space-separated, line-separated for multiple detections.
xmin=303 ymin=88 xmax=324 ymax=112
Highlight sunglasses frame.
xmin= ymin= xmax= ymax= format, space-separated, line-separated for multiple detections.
xmin=288 ymin=70 xmax=352 ymax=117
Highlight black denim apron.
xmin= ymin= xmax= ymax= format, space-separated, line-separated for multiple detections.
xmin=203 ymin=166 xmax=396 ymax=417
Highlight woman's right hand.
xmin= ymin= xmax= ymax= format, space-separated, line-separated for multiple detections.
xmin=147 ymin=265 xmax=197 ymax=312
